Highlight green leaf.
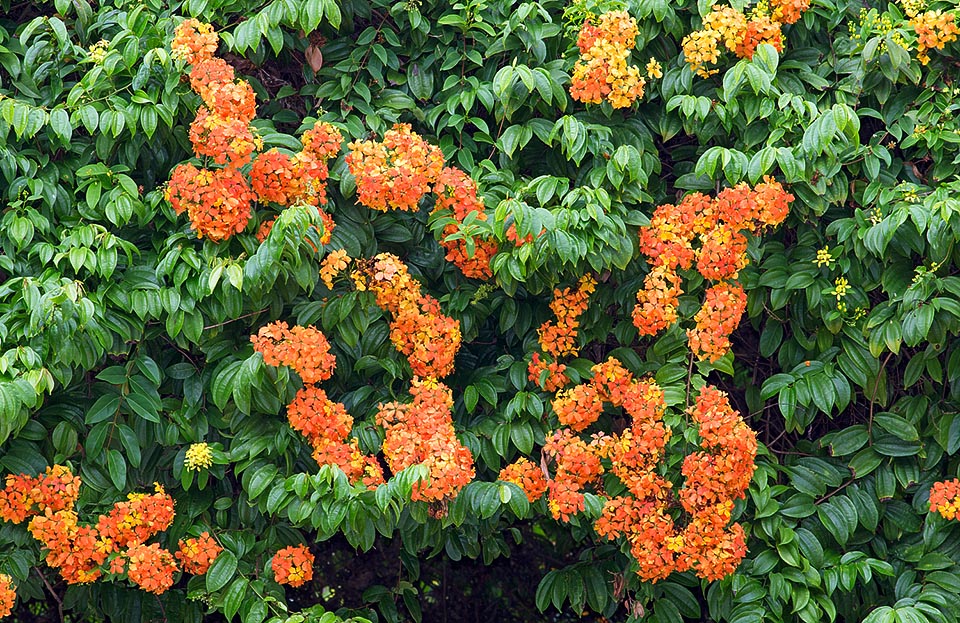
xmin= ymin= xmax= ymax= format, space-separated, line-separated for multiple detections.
xmin=207 ymin=549 xmax=238 ymax=593
xmin=107 ymin=449 xmax=126 ymax=491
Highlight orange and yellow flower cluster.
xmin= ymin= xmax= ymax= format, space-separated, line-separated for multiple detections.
xmin=517 ymin=357 xmax=757 ymax=583
xmin=0 ymin=574 xmax=15 ymax=619
xmin=0 ymin=464 xmax=80 ymax=524
xmin=352 ymin=253 xmax=462 ymax=379
xmin=909 ymin=10 xmax=958 ymax=65
xmin=682 ymin=0 xmax=808 ymax=77
xmin=346 ymin=123 xmax=445 ymax=212
xmin=377 ymin=379 xmax=476 ymax=503
xmin=634 ymin=178 xmax=792 ymax=361
xmin=254 ymin=253 xmax=473 ymax=502
xmin=167 ymin=19 xmax=258 ymax=240
xmin=528 ymin=275 xmax=597 ymax=392
xmin=0 ymin=468 xmax=221 ymax=596
xmin=498 ymin=457 xmax=549 ymax=502
xmin=167 ymin=20 xmax=340 ymax=244
xmin=272 ymin=545 xmax=314 ymax=587
xmin=251 ymin=321 xmax=338 ymax=385
xmin=570 ymin=11 xmax=655 ymax=108
xmin=930 ymin=478 xmax=960 ymax=520
xmin=351 ymin=254 xmax=475 ymax=502
xmin=175 ymin=532 xmax=223 ymax=575
xmin=433 ymin=167 xmax=499 ymax=279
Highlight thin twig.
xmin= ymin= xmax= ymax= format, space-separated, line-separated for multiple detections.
xmin=35 ymin=567 xmax=63 ymax=623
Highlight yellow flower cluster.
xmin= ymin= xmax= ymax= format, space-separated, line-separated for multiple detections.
xmin=848 ymin=9 xmax=906 ymax=52
xmin=899 ymin=0 xmax=926 ymax=19
xmin=185 ymin=443 xmax=214 ymax=471
xmin=682 ymin=1 xmax=806 ymax=77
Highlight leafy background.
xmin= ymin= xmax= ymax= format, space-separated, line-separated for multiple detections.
xmin=1 ymin=0 xmax=960 ymax=621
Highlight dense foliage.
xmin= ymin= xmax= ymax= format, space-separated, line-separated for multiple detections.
xmin=1 ymin=0 xmax=960 ymax=622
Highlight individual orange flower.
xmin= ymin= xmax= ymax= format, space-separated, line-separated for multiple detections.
xmin=272 ymin=545 xmax=314 ymax=587
xmin=175 ymin=532 xmax=223 ymax=575
xmin=125 ymin=543 xmax=178 ymax=594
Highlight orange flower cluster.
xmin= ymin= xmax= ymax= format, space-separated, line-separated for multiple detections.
xmin=125 ymin=543 xmax=179 ymax=594
xmin=254 ymin=253 xmax=472 ymax=499
xmin=0 ymin=472 xmax=181 ymax=589
xmin=673 ymin=387 xmax=756 ymax=580
xmin=272 ymin=545 xmax=314 ymax=587
xmin=570 ymin=11 xmax=650 ymax=108
xmin=166 ymin=20 xmax=261 ymax=240
xmin=251 ymin=122 xmax=344 ymax=210
xmin=255 ymin=210 xmax=336 ymax=251
xmin=287 ymin=385 xmax=385 ymax=488
xmin=377 ymin=379 xmax=476 ymax=502
xmin=251 ymin=321 xmax=337 ymax=385
xmin=528 ymin=275 xmax=597 ymax=391
xmin=930 ymin=478 xmax=960 ymax=520
xmin=0 ymin=574 xmax=14 ymax=619
xmin=346 ymin=123 xmax=444 ymax=211
xmin=770 ymin=0 xmax=810 ymax=24
xmin=320 ymin=249 xmax=350 ymax=289
xmin=545 ymin=359 xmax=755 ymax=583
xmin=251 ymin=320 xmax=384 ymax=488
xmin=433 ymin=167 xmax=498 ymax=279
xmin=682 ymin=3 xmax=799 ymax=77
xmin=176 ymin=532 xmax=223 ymax=575
xmin=168 ymin=21 xmax=340 ymax=243
xmin=165 ymin=164 xmax=256 ymax=242
xmin=910 ymin=10 xmax=959 ymax=65
xmin=634 ymin=178 xmax=792 ymax=361
xmin=544 ymin=428 xmax=605 ymax=521
xmin=0 ymin=464 xmax=80 ymax=524
xmin=687 ymin=282 xmax=747 ymax=362
xmin=354 ymin=253 xmax=462 ymax=379
xmin=170 ymin=18 xmax=218 ymax=65
xmin=498 ymin=458 xmax=549 ymax=502
xmin=94 ymin=485 xmax=176 ymax=549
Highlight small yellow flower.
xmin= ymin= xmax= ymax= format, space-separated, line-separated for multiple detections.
xmin=832 ymin=276 xmax=850 ymax=299
xmin=646 ymin=57 xmax=663 ymax=79
xmin=88 ymin=40 xmax=110 ymax=64
xmin=814 ymin=246 xmax=833 ymax=267
xmin=185 ymin=443 xmax=214 ymax=471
